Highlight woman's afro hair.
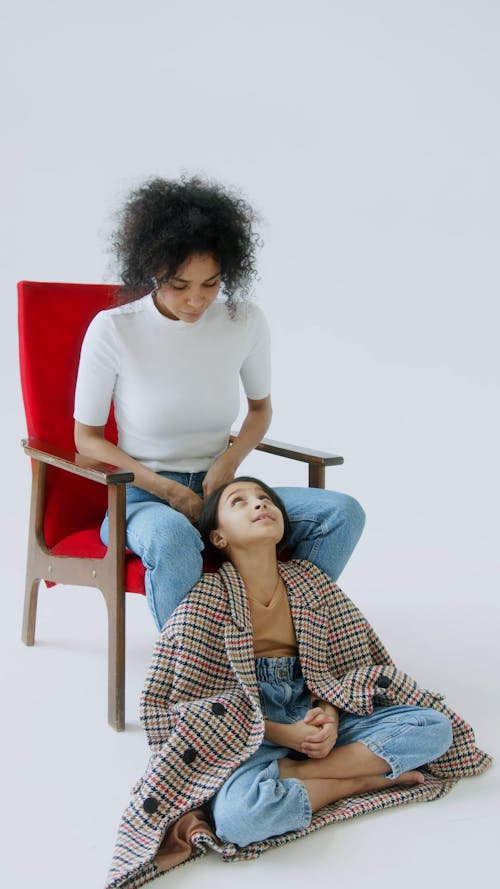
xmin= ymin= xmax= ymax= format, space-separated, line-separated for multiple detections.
xmin=111 ymin=175 xmax=262 ymax=314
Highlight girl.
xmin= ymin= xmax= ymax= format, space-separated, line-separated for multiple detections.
xmin=199 ymin=478 xmax=452 ymax=845
xmin=105 ymin=478 xmax=490 ymax=888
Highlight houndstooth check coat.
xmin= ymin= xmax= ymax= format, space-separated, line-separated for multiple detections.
xmin=106 ymin=560 xmax=491 ymax=889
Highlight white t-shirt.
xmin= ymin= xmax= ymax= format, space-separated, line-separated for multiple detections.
xmin=74 ymin=294 xmax=271 ymax=472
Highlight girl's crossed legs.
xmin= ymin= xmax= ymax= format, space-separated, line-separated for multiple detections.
xmin=211 ymin=658 xmax=452 ymax=847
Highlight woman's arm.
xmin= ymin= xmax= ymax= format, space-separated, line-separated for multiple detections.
xmin=74 ymin=421 xmax=203 ymax=523
xmin=202 ymin=395 xmax=272 ymax=498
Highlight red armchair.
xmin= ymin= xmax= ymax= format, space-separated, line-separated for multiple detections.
xmin=18 ymin=281 xmax=343 ymax=730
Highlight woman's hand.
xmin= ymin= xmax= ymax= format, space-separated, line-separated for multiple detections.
xmin=202 ymin=450 xmax=238 ymax=499
xmin=75 ymin=422 xmax=204 ymax=523
xmin=163 ymin=481 xmax=204 ymax=524
xmin=202 ymin=395 xmax=273 ymax=499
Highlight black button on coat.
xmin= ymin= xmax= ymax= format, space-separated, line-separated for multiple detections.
xmin=182 ymin=747 xmax=197 ymax=765
xmin=376 ymin=675 xmax=391 ymax=689
xmin=211 ymin=702 xmax=226 ymax=716
xmin=142 ymin=797 xmax=159 ymax=815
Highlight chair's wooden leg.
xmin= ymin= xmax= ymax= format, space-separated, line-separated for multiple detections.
xmin=106 ymin=594 xmax=125 ymax=731
xmin=22 ymin=459 xmax=48 ymax=645
xmin=22 ymin=577 xmax=40 ymax=645
xmin=103 ymin=483 xmax=127 ymax=731
xmin=309 ymin=464 xmax=325 ymax=488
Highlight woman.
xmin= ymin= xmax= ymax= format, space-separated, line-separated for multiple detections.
xmin=74 ymin=176 xmax=365 ymax=629
xmin=105 ymin=477 xmax=490 ymax=888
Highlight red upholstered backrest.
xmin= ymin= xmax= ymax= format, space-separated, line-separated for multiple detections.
xmin=18 ymin=281 xmax=121 ymax=548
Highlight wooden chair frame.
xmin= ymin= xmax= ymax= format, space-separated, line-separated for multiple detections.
xmin=22 ymin=434 xmax=343 ymax=730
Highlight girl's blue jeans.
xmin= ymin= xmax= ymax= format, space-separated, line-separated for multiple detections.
xmin=210 ymin=657 xmax=453 ymax=848
xmin=100 ymin=471 xmax=366 ymax=630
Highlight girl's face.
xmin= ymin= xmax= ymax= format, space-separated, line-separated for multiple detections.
xmin=210 ymin=481 xmax=285 ymax=552
xmin=154 ymin=253 xmax=221 ymax=322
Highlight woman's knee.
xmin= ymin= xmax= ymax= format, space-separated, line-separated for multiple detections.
xmin=301 ymin=488 xmax=366 ymax=540
xmin=332 ymin=491 xmax=366 ymax=538
xmin=126 ymin=502 xmax=203 ymax=560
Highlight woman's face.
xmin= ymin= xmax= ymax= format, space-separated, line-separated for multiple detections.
xmin=154 ymin=253 xmax=221 ymax=322
xmin=210 ymin=481 xmax=285 ymax=552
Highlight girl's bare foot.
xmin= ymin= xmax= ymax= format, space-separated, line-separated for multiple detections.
xmin=394 ymin=769 xmax=426 ymax=786
xmin=343 ymin=769 xmax=426 ymax=796
xmin=278 ymin=762 xmax=426 ymax=813
xmin=279 ymin=756 xmax=426 ymax=787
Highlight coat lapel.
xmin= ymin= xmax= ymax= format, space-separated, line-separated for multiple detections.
xmin=279 ymin=561 xmax=341 ymax=696
xmin=219 ymin=562 xmax=260 ymax=705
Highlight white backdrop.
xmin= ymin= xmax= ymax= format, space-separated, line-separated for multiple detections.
xmin=1 ymin=2 xmax=498 ymax=888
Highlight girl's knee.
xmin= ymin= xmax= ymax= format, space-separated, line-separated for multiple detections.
xmin=213 ymin=804 xmax=277 ymax=848
xmin=211 ymin=795 xmax=247 ymax=846
xmin=212 ymin=775 xmax=272 ymax=846
xmin=427 ymin=709 xmax=453 ymax=757
xmin=212 ymin=769 xmax=310 ymax=847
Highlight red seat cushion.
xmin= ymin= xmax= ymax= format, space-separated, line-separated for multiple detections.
xmin=49 ymin=530 xmax=146 ymax=594
xmin=48 ymin=529 xmax=223 ymax=593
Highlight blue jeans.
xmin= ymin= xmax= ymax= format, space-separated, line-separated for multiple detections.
xmin=211 ymin=657 xmax=453 ymax=848
xmin=101 ymin=472 xmax=366 ymax=630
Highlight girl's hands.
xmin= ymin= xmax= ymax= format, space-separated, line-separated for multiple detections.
xmin=271 ymin=706 xmax=338 ymax=759
xmin=301 ymin=706 xmax=339 ymax=759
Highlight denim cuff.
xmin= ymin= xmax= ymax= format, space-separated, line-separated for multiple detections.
xmin=359 ymin=738 xmax=401 ymax=779
xmin=268 ymin=761 xmax=313 ymax=830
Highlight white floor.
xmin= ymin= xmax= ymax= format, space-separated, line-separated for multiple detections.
xmin=2 ymin=471 xmax=498 ymax=889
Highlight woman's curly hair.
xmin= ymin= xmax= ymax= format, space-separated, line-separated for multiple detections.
xmin=111 ymin=175 xmax=262 ymax=315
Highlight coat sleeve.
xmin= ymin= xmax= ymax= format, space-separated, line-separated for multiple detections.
xmin=303 ymin=559 xmax=395 ymax=665
xmin=139 ymin=628 xmax=180 ymax=752
xmin=361 ymin=615 xmax=394 ymax=665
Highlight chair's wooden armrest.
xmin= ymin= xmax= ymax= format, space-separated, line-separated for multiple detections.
xmin=21 ymin=437 xmax=135 ymax=486
xmin=229 ymin=434 xmax=343 ymax=466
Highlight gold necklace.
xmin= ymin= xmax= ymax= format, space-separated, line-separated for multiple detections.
xmin=247 ymin=573 xmax=281 ymax=607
